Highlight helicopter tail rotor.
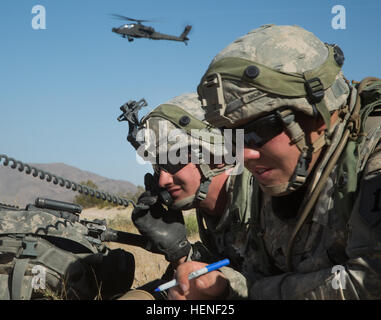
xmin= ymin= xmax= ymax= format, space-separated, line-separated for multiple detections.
xmin=180 ymin=25 xmax=192 ymax=44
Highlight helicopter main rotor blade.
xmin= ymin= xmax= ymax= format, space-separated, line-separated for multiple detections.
xmin=110 ymin=14 xmax=154 ymax=23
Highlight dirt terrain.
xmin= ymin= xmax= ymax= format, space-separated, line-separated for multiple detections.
xmin=81 ymin=206 xmax=133 ymax=222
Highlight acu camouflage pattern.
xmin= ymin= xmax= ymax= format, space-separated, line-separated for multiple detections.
xmin=0 ymin=208 xmax=99 ymax=253
xmin=142 ymin=92 xmax=225 ymax=153
xmin=213 ymin=25 xmax=327 ymax=72
xmin=201 ymin=24 xmax=349 ymax=127
xmin=0 ymin=206 xmax=134 ymax=299
xmin=212 ymin=80 xmax=381 ymax=299
xmin=0 ymin=207 xmax=98 ymax=299
xmin=193 ymin=24 xmax=381 ymax=299
xmin=193 ymin=168 xmax=258 ymax=298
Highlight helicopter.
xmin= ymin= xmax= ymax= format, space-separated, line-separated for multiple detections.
xmin=111 ymin=15 xmax=192 ymax=45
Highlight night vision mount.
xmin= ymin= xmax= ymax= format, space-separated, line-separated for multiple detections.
xmin=117 ymin=98 xmax=148 ymax=150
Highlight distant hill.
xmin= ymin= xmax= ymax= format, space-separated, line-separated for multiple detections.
xmin=0 ymin=162 xmax=137 ymax=207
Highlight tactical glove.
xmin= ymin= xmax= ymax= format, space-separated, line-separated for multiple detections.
xmin=131 ymin=174 xmax=191 ymax=263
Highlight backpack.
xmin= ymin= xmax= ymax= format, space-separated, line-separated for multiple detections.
xmin=0 ymin=200 xmax=135 ymax=300
xmin=333 ymin=78 xmax=381 ymax=223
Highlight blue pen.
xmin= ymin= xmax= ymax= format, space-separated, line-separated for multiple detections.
xmin=154 ymin=258 xmax=230 ymax=292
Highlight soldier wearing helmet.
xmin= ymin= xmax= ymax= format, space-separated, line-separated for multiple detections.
xmin=170 ymin=25 xmax=381 ymax=299
xmin=130 ymin=93 xmax=254 ymax=294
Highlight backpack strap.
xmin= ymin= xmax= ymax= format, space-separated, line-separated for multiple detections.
xmin=11 ymin=258 xmax=32 ymax=300
xmin=358 ymin=79 xmax=381 ymax=171
xmin=229 ymin=168 xmax=253 ymax=224
xmin=285 ymin=77 xmax=381 ymax=271
xmin=0 ymin=238 xmax=23 ymax=255
xmin=0 ymin=235 xmax=37 ymax=300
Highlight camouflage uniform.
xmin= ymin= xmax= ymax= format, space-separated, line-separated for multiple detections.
xmin=198 ymin=24 xmax=381 ymax=299
xmin=195 ymin=168 xmax=254 ymax=266
xmin=214 ymin=138 xmax=381 ymax=300
xmin=0 ymin=204 xmax=135 ymax=299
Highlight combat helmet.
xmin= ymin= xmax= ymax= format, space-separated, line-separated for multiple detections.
xmin=137 ymin=92 xmax=231 ymax=210
xmin=198 ymin=24 xmax=350 ymax=195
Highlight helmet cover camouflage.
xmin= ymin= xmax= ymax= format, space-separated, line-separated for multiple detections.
xmin=198 ymin=24 xmax=350 ymax=128
xmin=136 ymin=93 xmax=233 ymax=209
xmin=138 ymin=92 xmax=227 ymax=164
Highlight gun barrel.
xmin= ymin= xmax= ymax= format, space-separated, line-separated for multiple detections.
xmin=35 ymin=197 xmax=82 ymax=214
xmin=103 ymin=229 xmax=160 ymax=253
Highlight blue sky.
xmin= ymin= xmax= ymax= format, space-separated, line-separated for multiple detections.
xmin=1 ymin=0 xmax=380 ymax=187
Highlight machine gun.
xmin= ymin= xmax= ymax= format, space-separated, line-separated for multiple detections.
xmin=0 ymin=97 xmax=177 ymax=299
xmin=28 ymin=197 xmax=158 ymax=252
xmin=0 ymin=196 xmax=162 ymax=299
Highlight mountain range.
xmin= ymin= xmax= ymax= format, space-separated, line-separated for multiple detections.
xmin=0 ymin=162 xmax=137 ymax=208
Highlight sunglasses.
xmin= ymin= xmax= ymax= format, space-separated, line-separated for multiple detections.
xmin=236 ymin=112 xmax=285 ymax=148
xmin=153 ymin=162 xmax=189 ymax=175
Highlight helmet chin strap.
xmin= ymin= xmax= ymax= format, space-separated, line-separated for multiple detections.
xmin=259 ymin=110 xmax=327 ymax=197
xmin=195 ymin=163 xmax=234 ymax=201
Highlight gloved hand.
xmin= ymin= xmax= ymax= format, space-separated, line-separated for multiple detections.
xmin=131 ymin=173 xmax=191 ymax=263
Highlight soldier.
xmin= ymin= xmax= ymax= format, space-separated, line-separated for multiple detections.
xmin=130 ymin=93 xmax=254 ymax=298
xmin=170 ymin=24 xmax=381 ymax=299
